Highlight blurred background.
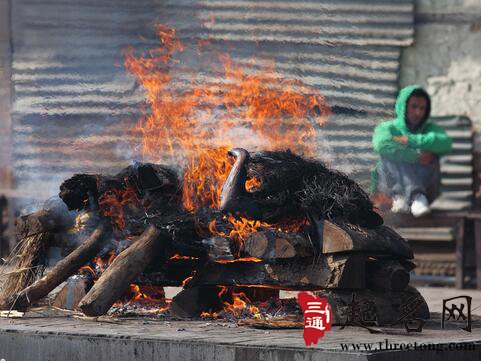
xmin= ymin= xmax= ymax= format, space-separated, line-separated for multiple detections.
xmin=1 ymin=0 xmax=481 ymax=288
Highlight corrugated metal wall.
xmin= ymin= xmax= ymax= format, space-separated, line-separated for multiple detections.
xmin=11 ymin=0 xmax=414 ymax=202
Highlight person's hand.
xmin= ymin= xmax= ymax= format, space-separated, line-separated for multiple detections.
xmin=418 ymin=152 xmax=435 ymax=165
xmin=393 ymin=135 xmax=408 ymax=144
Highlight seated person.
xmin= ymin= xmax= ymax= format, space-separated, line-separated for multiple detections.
xmin=371 ymin=85 xmax=452 ymax=217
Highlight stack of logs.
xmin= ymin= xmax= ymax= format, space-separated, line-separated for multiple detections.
xmin=0 ymin=206 xmax=416 ymax=320
xmin=0 ymin=155 xmax=428 ymax=324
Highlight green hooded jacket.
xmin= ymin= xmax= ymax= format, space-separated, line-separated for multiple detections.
xmin=370 ymin=85 xmax=452 ymax=192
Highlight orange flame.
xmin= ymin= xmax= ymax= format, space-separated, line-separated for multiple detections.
xmin=226 ymin=216 xmax=269 ymax=245
xmin=208 ymin=215 xmax=270 ymax=251
xmin=127 ymin=284 xmax=165 ymax=304
xmin=181 ymin=147 xmax=234 ymax=211
xmin=181 ymin=275 xmax=194 ymax=287
xmin=208 ymin=215 xmax=307 ymax=252
xmin=78 ymin=265 xmax=96 ymax=278
xmin=223 ymin=291 xmax=262 ymax=319
xmin=200 ymin=311 xmax=219 ymax=318
xmin=124 ymin=24 xmax=330 ymax=213
xmin=214 ymin=257 xmax=262 ymax=264
xmin=99 ymin=187 xmax=139 ymax=230
xmin=245 ymin=177 xmax=262 ymax=192
xmin=79 ymin=251 xmax=117 ymax=281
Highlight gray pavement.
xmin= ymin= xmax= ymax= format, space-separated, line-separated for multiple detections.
xmin=0 ymin=286 xmax=480 ymax=361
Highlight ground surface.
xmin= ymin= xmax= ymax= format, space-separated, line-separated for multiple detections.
xmin=0 ymin=287 xmax=481 ymax=360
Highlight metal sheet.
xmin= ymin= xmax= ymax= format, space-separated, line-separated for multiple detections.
xmin=11 ymin=0 xmax=414 ymax=201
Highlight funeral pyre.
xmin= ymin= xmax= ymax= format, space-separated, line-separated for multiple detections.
xmin=0 ymin=25 xmax=428 ymax=326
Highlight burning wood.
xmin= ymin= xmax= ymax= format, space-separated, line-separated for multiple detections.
xmin=0 ymin=24 xmax=432 ymax=325
xmin=79 ymin=225 xmax=168 ymax=316
xmin=0 ymin=224 xmax=107 ymax=311
xmin=0 ymin=209 xmax=64 ymax=305
xmin=0 ymin=148 xmax=424 ymax=324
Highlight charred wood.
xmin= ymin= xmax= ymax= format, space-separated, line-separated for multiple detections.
xmin=53 ymin=275 xmax=93 ymax=311
xmin=78 ymin=225 xmax=169 ymax=316
xmin=59 ymin=164 xmax=181 ymax=213
xmin=170 ymin=286 xmax=225 ymax=319
xmin=1 ymin=209 xmax=74 ymax=304
xmin=187 ymin=254 xmax=366 ymax=290
xmin=243 ymin=230 xmax=312 ymax=260
xmin=242 ymin=220 xmax=412 ymax=260
xmin=322 ymin=221 xmax=413 ymax=259
xmin=232 ymin=286 xmax=279 ymax=303
xmin=15 ymin=209 xmax=65 ymax=240
xmin=366 ymin=260 xmax=410 ymax=291
xmin=0 ymin=224 xmax=108 ymax=311
xmin=201 ymin=236 xmax=236 ymax=261
xmin=316 ymin=286 xmax=429 ymax=326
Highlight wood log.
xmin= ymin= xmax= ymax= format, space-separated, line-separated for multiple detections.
xmin=15 ymin=209 xmax=65 ymax=240
xmin=0 ymin=224 xmax=107 ymax=311
xmin=137 ymin=258 xmax=201 ymax=286
xmin=170 ymin=286 xmax=225 ymax=318
xmin=322 ymin=221 xmax=413 ymax=259
xmin=78 ymin=225 xmax=168 ymax=316
xmin=188 ymin=254 xmax=366 ymax=290
xmin=366 ymin=260 xmax=410 ymax=291
xmin=201 ymin=236 xmax=236 ymax=261
xmin=0 ymin=209 xmax=70 ymax=305
xmin=232 ymin=286 xmax=279 ymax=302
xmin=243 ymin=230 xmax=312 ymax=260
xmin=316 ymin=286 xmax=429 ymax=326
xmin=242 ymin=221 xmax=412 ymax=261
xmin=52 ymin=275 xmax=93 ymax=311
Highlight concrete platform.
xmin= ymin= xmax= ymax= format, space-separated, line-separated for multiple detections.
xmin=1 ymin=287 xmax=481 ymax=361
xmin=0 ymin=311 xmax=480 ymax=361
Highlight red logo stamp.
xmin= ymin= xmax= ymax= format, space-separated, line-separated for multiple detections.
xmin=297 ymin=292 xmax=332 ymax=346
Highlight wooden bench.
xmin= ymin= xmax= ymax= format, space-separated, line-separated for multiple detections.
xmin=382 ymin=116 xmax=480 ymax=289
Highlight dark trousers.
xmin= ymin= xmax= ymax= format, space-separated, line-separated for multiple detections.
xmin=376 ymin=157 xmax=440 ymax=203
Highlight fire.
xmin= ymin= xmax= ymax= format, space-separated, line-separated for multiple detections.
xmin=181 ymin=275 xmax=194 ymax=287
xmin=226 ymin=216 xmax=269 ymax=245
xmin=208 ymin=215 xmax=307 ymax=252
xmin=127 ymin=284 xmax=165 ymax=305
xmin=200 ymin=311 xmax=218 ymax=318
xmin=197 ymin=287 xmax=264 ymax=320
xmin=223 ymin=291 xmax=262 ymax=319
xmin=157 ymin=299 xmax=172 ymax=314
xmin=124 ymin=24 xmax=330 ymax=213
xmin=98 ymin=187 xmax=139 ymax=230
xmin=214 ymin=257 xmax=262 ymax=264
xmin=78 ymin=265 xmax=96 ymax=279
xmin=245 ymin=177 xmax=261 ymax=192
xmin=78 ymin=251 xmax=117 ymax=280
xmin=209 ymin=216 xmax=269 ymax=242
xmin=182 ymin=147 xmax=234 ymax=212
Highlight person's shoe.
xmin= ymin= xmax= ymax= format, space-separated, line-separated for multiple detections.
xmin=391 ymin=196 xmax=409 ymax=213
xmin=411 ymin=194 xmax=431 ymax=217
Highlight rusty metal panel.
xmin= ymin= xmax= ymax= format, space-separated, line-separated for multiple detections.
xmin=10 ymin=0 xmax=414 ymax=202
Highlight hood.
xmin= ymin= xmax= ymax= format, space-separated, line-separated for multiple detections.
xmin=394 ymin=85 xmax=431 ymax=134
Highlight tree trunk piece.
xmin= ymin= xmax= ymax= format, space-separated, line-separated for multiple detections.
xmin=188 ymin=254 xmax=366 ymax=290
xmin=366 ymin=260 xmax=410 ymax=291
xmin=243 ymin=230 xmax=312 ymax=260
xmin=0 ymin=224 xmax=107 ymax=311
xmin=15 ymin=209 xmax=65 ymax=240
xmin=78 ymin=225 xmax=168 ymax=316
